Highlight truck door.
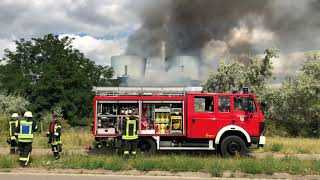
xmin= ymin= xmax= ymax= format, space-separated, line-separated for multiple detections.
xmin=215 ymin=96 xmax=233 ymax=130
xmin=232 ymin=95 xmax=260 ymax=136
xmin=187 ymin=95 xmax=216 ymax=139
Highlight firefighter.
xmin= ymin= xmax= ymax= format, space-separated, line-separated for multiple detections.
xmin=17 ymin=111 xmax=37 ymax=167
xmin=47 ymin=113 xmax=62 ymax=159
xmin=7 ymin=113 xmax=19 ymax=154
xmin=122 ymin=114 xmax=139 ymax=159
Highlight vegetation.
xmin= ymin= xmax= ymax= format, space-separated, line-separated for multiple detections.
xmin=260 ymin=136 xmax=320 ymax=154
xmin=0 ymin=93 xmax=30 ymax=132
xmin=203 ymin=49 xmax=320 ymax=137
xmin=2 ymin=128 xmax=320 ymax=154
xmin=0 ymin=127 xmax=92 ymax=149
xmin=265 ymin=51 xmax=320 ymax=137
xmin=203 ymin=48 xmax=279 ymax=94
xmin=1 ymin=154 xmax=320 ymax=177
xmin=0 ymin=34 xmax=117 ymax=123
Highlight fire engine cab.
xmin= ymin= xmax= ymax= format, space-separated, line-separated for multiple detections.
xmin=92 ymin=87 xmax=265 ymax=156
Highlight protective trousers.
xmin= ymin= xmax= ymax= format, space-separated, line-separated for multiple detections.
xmin=51 ymin=136 xmax=62 ymax=159
xmin=18 ymin=142 xmax=32 ymax=166
xmin=10 ymin=140 xmax=18 ymax=154
xmin=123 ymin=139 xmax=138 ymax=155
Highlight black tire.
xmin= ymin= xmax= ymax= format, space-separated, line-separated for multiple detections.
xmin=220 ymin=135 xmax=247 ymax=157
xmin=138 ymin=138 xmax=156 ymax=154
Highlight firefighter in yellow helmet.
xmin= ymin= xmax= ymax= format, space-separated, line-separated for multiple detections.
xmin=122 ymin=114 xmax=139 ymax=159
xmin=46 ymin=113 xmax=62 ymax=159
xmin=16 ymin=111 xmax=38 ymax=166
xmin=7 ymin=113 xmax=19 ymax=154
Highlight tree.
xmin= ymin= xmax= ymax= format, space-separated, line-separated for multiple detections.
xmin=203 ymin=48 xmax=279 ymax=94
xmin=0 ymin=91 xmax=29 ymax=115
xmin=0 ymin=34 xmax=116 ymax=121
xmin=268 ymin=51 xmax=320 ymax=137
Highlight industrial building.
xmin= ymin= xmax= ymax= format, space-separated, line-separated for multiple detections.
xmin=111 ymin=54 xmax=201 ymax=87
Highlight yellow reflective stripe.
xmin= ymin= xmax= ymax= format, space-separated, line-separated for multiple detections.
xmin=122 ymin=119 xmax=138 ymax=140
xmin=132 ymin=151 xmax=137 ymax=155
xmin=20 ymin=153 xmax=30 ymax=165
xmin=19 ymin=153 xmax=30 ymax=161
xmin=10 ymin=136 xmax=16 ymax=140
xmin=52 ymin=141 xmax=62 ymax=145
xmin=18 ymin=121 xmax=33 ymax=140
xmin=122 ymin=135 xmax=138 ymax=140
xmin=18 ymin=139 xmax=33 ymax=142
xmin=124 ymin=151 xmax=129 ymax=155
xmin=53 ymin=124 xmax=61 ymax=135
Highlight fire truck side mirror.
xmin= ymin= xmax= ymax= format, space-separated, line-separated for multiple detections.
xmin=247 ymin=96 xmax=255 ymax=113
xmin=248 ymin=101 xmax=254 ymax=113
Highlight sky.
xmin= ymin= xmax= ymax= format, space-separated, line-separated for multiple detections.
xmin=0 ymin=0 xmax=138 ymax=65
xmin=0 ymin=0 xmax=319 ymax=84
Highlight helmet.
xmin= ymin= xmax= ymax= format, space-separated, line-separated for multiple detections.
xmin=53 ymin=113 xmax=58 ymax=118
xmin=11 ymin=113 xmax=19 ymax=118
xmin=24 ymin=111 xmax=33 ymax=118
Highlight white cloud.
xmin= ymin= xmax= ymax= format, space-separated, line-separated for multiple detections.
xmin=0 ymin=0 xmax=139 ymax=64
xmin=0 ymin=38 xmax=16 ymax=60
xmin=59 ymin=34 xmax=125 ymax=65
xmin=0 ymin=0 xmax=139 ymax=38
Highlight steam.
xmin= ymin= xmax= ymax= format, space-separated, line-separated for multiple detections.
xmin=125 ymin=0 xmax=320 ymax=83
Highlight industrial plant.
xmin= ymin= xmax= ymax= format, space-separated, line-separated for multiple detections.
xmin=111 ymin=54 xmax=201 ymax=87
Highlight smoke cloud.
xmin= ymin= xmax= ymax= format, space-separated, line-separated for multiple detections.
xmin=125 ymin=0 xmax=320 ymax=83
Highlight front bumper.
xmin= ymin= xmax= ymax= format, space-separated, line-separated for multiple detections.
xmin=259 ymin=135 xmax=266 ymax=147
xmin=251 ymin=135 xmax=266 ymax=147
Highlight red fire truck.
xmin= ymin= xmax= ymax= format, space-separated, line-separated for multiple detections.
xmin=92 ymin=87 xmax=265 ymax=156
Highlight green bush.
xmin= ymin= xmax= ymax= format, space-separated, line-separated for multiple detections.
xmin=269 ymin=143 xmax=284 ymax=152
xmin=40 ymin=112 xmax=71 ymax=132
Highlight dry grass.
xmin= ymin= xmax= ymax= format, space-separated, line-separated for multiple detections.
xmin=1 ymin=129 xmax=320 ymax=154
xmin=257 ymin=136 xmax=320 ymax=154
xmin=1 ymin=154 xmax=320 ymax=177
xmin=0 ymin=127 xmax=93 ymax=149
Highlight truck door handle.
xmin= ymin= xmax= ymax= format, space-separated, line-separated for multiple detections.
xmin=192 ymin=119 xmax=196 ymax=123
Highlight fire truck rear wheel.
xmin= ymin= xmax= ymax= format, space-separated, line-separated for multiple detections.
xmin=138 ymin=138 xmax=156 ymax=154
xmin=221 ymin=135 xmax=247 ymax=157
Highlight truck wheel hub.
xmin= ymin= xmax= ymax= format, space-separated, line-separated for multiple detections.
xmin=227 ymin=142 xmax=240 ymax=154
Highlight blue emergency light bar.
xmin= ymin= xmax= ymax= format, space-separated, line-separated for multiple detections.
xmin=243 ymin=87 xmax=249 ymax=94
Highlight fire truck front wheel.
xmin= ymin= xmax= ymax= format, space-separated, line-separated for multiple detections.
xmin=138 ymin=138 xmax=156 ymax=154
xmin=220 ymin=136 xmax=247 ymax=157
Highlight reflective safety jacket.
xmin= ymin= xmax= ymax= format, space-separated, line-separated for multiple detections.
xmin=49 ymin=120 xmax=61 ymax=137
xmin=122 ymin=118 xmax=138 ymax=140
xmin=17 ymin=120 xmax=37 ymax=143
xmin=8 ymin=120 xmax=18 ymax=140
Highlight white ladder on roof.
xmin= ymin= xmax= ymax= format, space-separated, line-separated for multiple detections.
xmin=92 ymin=86 xmax=203 ymax=96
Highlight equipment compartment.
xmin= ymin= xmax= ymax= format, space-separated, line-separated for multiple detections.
xmin=96 ymin=100 xmax=184 ymax=135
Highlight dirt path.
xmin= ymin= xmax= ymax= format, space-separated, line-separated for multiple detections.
xmin=1 ymin=168 xmax=320 ymax=180
xmin=0 ymin=147 xmax=86 ymax=156
xmin=1 ymin=147 xmax=320 ymax=160
xmin=250 ymin=151 xmax=320 ymax=160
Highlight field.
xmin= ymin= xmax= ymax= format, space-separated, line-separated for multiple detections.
xmin=0 ymin=128 xmax=93 ymax=149
xmin=1 ymin=128 xmax=320 ymax=177
xmin=259 ymin=136 xmax=320 ymax=154
xmin=0 ymin=153 xmax=320 ymax=177
xmin=1 ymin=128 xmax=320 ymax=154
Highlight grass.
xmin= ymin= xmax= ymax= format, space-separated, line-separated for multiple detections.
xmin=258 ymin=136 xmax=320 ymax=154
xmin=0 ymin=127 xmax=93 ymax=149
xmin=0 ymin=154 xmax=320 ymax=177
xmin=2 ymin=128 xmax=320 ymax=154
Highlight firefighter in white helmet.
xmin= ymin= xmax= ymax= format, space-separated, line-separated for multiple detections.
xmin=16 ymin=111 xmax=38 ymax=166
xmin=7 ymin=113 xmax=20 ymax=154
